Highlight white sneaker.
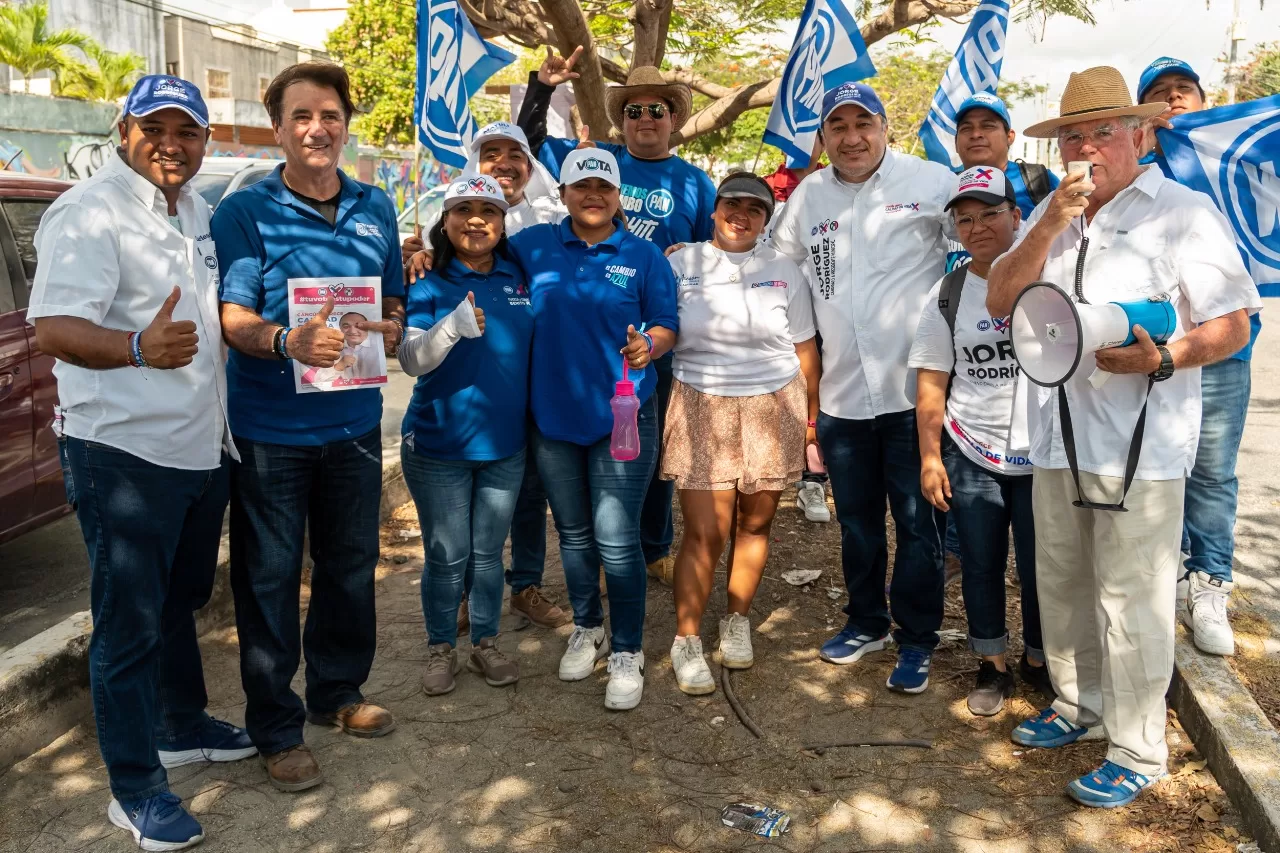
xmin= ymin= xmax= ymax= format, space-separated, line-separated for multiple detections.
xmin=796 ymin=481 xmax=831 ymax=522
xmin=559 ymin=625 xmax=609 ymax=681
xmin=671 ymin=636 xmax=715 ymax=695
xmin=718 ymin=613 xmax=754 ymax=669
xmin=604 ymin=651 xmax=645 ymax=710
xmin=1183 ymin=571 xmax=1235 ymax=656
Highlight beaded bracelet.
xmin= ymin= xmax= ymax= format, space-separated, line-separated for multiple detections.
xmin=279 ymin=327 xmax=294 ymax=360
xmin=640 ymin=331 xmax=654 ymax=353
xmin=129 ymin=331 xmax=150 ymax=369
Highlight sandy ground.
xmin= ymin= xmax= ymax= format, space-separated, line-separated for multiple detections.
xmin=0 ymin=493 xmax=1255 ymax=853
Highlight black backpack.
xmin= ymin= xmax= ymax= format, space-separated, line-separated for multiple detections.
xmin=937 ymin=262 xmax=970 ymax=335
xmin=1016 ymin=159 xmax=1053 ymax=207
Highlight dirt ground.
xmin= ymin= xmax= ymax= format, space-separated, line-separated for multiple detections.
xmin=0 ymin=490 xmax=1261 ymax=853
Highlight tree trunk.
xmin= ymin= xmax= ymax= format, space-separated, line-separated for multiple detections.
xmin=630 ymin=0 xmax=673 ymax=69
xmin=539 ymin=0 xmax=610 ymax=140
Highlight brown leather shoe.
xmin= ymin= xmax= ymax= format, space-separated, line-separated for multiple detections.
xmin=510 ymin=586 xmax=571 ymax=628
xmin=646 ymin=556 xmax=674 ymax=586
xmin=263 ymin=744 xmax=323 ymax=793
xmin=306 ymin=701 xmax=396 ymax=738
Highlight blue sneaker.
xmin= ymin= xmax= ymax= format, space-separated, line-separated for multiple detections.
xmin=108 ymin=792 xmax=204 ymax=851
xmin=819 ymin=627 xmax=889 ymax=664
xmin=158 ymin=717 xmax=257 ymax=769
xmin=1011 ymin=707 xmax=1091 ymax=749
xmin=1067 ymin=760 xmax=1164 ymax=808
xmin=886 ymin=647 xmax=932 ymax=694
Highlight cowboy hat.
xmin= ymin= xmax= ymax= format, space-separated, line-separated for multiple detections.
xmin=605 ymin=66 xmax=692 ymax=132
xmin=1024 ymin=66 xmax=1166 ymax=138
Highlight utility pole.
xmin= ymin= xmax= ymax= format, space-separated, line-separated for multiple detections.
xmin=1226 ymin=0 xmax=1245 ymax=104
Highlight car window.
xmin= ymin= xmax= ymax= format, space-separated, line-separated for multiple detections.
xmin=2 ymin=200 xmax=52 ymax=292
xmin=239 ymin=169 xmax=271 ymax=191
xmin=396 ymin=189 xmax=447 ymax=233
xmin=0 ymin=241 xmax=12 ymax=313
xmin=190 ymin=173 xmax=232 ymax=209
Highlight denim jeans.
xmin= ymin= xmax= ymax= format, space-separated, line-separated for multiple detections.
xmin=533 ymin=398 xmax=658 ymax=653
xmin=1182 ymin=359 xmax=1251 ymax=583
xmin=64 ymin=437 xmax=228 ymax=803
xmin=639 ymin=353 xmax=674 ymax=564
xmin=401 ymin=446 xmax=525 ymax=646
xmin=817 ymin=409 xmax=944 ymax=651
xmin=229 ymin=426 xmax=382 ymax=755
xmin=942 ymin=436 xmax=1043 ymax=661
xmin=507 ymin=440 xmax=549 ymax=593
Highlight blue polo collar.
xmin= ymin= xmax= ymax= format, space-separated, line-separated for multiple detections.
xmin=443 ymin=254 xmax=519 ymax=281
xmin=263 ymin=163 xmax=365 ymax=224
xmin=554 ymin=216 xmax=626 ymax=251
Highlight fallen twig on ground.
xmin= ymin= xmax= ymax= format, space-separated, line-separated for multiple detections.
xmin=804 ymin=739 xmax=934 ymax=753
xmin=721 ymin=667 xmax=764 ymax=738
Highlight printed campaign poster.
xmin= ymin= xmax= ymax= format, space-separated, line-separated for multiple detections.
xmin=287 ymin=277 xmax=388 ymax=394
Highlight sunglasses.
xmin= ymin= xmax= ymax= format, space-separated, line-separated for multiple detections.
xmin=624 ymin=102 xmax=668 ymax=121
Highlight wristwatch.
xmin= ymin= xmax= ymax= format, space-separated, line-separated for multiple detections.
xmin=1150 ymin=344 xmax=1175 ymax=382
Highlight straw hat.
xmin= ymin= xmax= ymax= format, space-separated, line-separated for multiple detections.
xmin=605 ymin=66 xmax=692 ymax=132
xmin=1024 ymin=66 xmax=1166 ymax=138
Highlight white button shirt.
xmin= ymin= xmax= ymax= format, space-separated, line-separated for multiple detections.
xmin=1014 ymin=165 xmax=1261 ymax=480
xmin=27 ymin=152 xmax=236 ymax=470
xmin=770 ymin=149 xmax=955 ymax=419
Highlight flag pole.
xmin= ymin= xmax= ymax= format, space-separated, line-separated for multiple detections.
xmin=412 ymin=142 xmax=422 ymax=234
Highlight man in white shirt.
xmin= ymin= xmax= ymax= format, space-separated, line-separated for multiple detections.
xmin=26 ymin=76 xmax=253 ymax=851
xmin=987 ymin=66 xmax=1260 ymax=809
xmin=770 ymin=82 xmax=955 ymax=694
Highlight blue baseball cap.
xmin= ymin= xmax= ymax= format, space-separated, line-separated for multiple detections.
xmin=955 ymin=92 xmax=1011 ymax=129
xmin=1137 ymin=57 xmax=1200 ymax=103
xmin=123 ymin=75 xmax=209 ymax=128
xmin=820 ymin=83 xmax=885 ymax=125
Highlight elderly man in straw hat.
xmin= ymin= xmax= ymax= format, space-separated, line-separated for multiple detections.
xmin=517 ymin=49 xmax=717 ymax=588
xmin=987 ymin=66 xmax=1260 ymax=809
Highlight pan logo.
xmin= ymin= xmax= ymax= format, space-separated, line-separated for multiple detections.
xmin=644 ymin=189 xmax=674 ymax=219
xmin=810 ymin=219 xmax=839 ymax=237
xmin=1223 ymin=112 xmax=1280 ymax=275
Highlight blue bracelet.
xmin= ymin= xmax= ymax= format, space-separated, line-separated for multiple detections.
xmin=280 ymin=327 xmax=293 ymax=360
xmin=130 ymin=330 xmax=148 ymax=368
xmin=640 ymin=331 xmax=654 ymax=353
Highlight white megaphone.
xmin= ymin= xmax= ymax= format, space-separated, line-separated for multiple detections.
xmin=1010 ymin=282 xmax=1177 ymax=388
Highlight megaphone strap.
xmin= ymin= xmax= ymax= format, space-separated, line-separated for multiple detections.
xmin=1057 ymin=378 xmax=1155 ymax=513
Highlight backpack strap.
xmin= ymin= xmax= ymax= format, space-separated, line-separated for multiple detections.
xmin=937 ymin=262 xmax=969 ymax=336
xmin=1016 ymin=159 xmax=1052 ymax=206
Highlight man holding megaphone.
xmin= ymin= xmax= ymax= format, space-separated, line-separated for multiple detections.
xmin=986 ymin=66 xmax=1261 ymax=810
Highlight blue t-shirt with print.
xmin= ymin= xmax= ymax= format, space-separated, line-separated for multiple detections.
xmin=213 ymin=166 xmax=406 ymax=445
xmin=401 ymin=255 xmax=533 ymax=461
xmin=509 ymin=218 xmax=679 ymax=446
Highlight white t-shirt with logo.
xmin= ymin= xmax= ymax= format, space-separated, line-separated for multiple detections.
xmin=669 ymin=242 xmax=816 ymax=396
xmin=908 ymin=270 xmax=1031 ymax=476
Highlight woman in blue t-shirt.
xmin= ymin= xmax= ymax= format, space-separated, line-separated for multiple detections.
xmin=508 ymin=148 xmax=678 ymax=712
xmin=399 ymin=176 xmax=533 ymax=698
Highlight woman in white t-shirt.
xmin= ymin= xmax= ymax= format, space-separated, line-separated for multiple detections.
xmin=908 ymin=166 xmax=1051 ymax=717
xmin=662 ymin=172 xmax=822 ymax=695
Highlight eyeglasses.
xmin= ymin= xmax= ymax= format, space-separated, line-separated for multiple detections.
xmin=953 ymin=206 xmax=1013 ymax=231
xmin=624 ymin=102 xmax=668 ymax=121
xmin=1057 ymin=124 xmax=1127 ymax=149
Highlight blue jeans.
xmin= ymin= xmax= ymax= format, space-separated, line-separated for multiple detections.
xmin=942 ymin=437 xmax=1043 ymax=661
xmin=817 ymin=409 xmax=944 ymax=651
xmin=533 ymin=398 xmax=658 ymax=653
xmin=507 ymin=439 xmax=549 ymax=593
xmin=1182 ymin=359 xmax=1250 ymax=583
xmin=401 ymin=447 xmax=525 ymax=646
xmin=639 ymin=353 xmax=674 ymax=564
xmin=64 ymin=438 xmax=228 ymax=803
xmin=229 ymin=427 xmax=382 ymax=755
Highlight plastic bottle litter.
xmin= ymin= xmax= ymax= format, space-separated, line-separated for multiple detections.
xmin=610 ymin=355 xmax=641 ymax=462
xmin=721 ymin=803 xmax=790 ymax=837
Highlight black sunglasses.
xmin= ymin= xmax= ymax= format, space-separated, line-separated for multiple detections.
xmin=624 ymin=102 xmax=668 ymax=121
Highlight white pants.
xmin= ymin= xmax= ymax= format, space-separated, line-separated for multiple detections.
xmin=1032 ymin=466 xmax=1184 ymax=776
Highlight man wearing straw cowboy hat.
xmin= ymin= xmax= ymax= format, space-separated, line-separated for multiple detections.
xmin=518 ymin=49 xmax=717 ymax=587
xmin=987 ymin=66 xmax=1260 ymax=809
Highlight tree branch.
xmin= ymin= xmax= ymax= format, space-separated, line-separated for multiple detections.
xmin=861 ymin=0 xmax=980 ymax=46
xmin=629 ymin=0 xmax=673 ymax=69
xmin=671 ymin=78 xmax=779 ymax=146
xmin=539 ymin=0 xmax=611 ymax=137
xmin=660 ymin=68 xmax=733 ymax=99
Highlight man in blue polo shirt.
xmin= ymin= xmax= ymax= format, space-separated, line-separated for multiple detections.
xmin=212 ymin=61 xmax=405 ymax=793
xmin=517 ymin=49 xmax=717 ymax=585
xmin=1137 ymin=56 xmax=1262 ymax=658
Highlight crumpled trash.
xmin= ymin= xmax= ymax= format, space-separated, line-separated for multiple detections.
xmin=721 ymin=803 xmax=790 ymax=837
xmin=781 ymin=569 xmax=822 ymax=586
xmin=396 ymin=528 xmax=422 ymax=541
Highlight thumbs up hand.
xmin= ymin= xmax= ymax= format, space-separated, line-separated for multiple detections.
xmin=288 ymin=292 xmax=346 ymax=367
xmin=468 ymin=291 xmax=486 ymax=335
xmin=575 ymin=124 xmax=594 ymax=150
xmin=139 ymin=286 xmax=199 ymax=369
xmin=621 ymin=324 xmax=650 ymax=369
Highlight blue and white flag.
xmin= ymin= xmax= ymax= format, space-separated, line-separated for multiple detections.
xmin=1160 ymin=94 xmax=1280 ymax=298
xmin=415 ymin=0 xmax=515 ymax=169
xmin=918 ymin=1 xmax=1011 ymax=168
xmin=762 ymin=0 xmax=876 ymax=168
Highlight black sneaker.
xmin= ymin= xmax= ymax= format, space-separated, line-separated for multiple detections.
xmin=967 ymin=661 xmax=1015 ymax=716
xmin=1019 ymin=654 xmax=1056 ymax=701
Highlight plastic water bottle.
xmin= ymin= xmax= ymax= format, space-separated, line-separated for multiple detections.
xmin=610 ymin=357 xmax=641 ymax=462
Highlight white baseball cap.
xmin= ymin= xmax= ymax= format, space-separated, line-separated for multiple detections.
xmin=442 ymin=175 xmax=510 ymax=212
xmin=559 ymin=148 xmax=622 ymax=189
xmin=471 ymin=121 xmax=533 ymax=156
xmin=945 ymin=165 xmax=1016 ymax=211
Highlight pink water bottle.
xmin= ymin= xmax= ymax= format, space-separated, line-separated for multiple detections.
xmin=610 ymin=357 xmax=641 ymax=461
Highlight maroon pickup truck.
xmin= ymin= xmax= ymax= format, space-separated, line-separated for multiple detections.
xmin=0 ymin=173 xmax=72 ymax=545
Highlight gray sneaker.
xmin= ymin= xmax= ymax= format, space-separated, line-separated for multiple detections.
xmin=467 ymin=636 xmax=519 ymax=687
xmin=422 ymin=642 xmax=462 ymax=696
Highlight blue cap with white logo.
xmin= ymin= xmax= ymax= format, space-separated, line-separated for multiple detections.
xmin=955 ymin=92 xmax=1011 ymax=129
xmin=1137 ymin=57 xmax=1200 ymax=103
xmin=820 ymin=82 xmax=885 ymax=125
xmin=123 ymin=75 xmax=210 ymax=128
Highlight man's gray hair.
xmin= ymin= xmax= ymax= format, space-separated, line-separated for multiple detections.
xmin=1116 ymin=115 xmax=1143 ymax=130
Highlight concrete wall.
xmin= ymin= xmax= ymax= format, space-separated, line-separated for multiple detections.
xmin=0 ymin=91 xmax=119 ymax=178
xmin=50 ymin=0 xmax=165 ymax=76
